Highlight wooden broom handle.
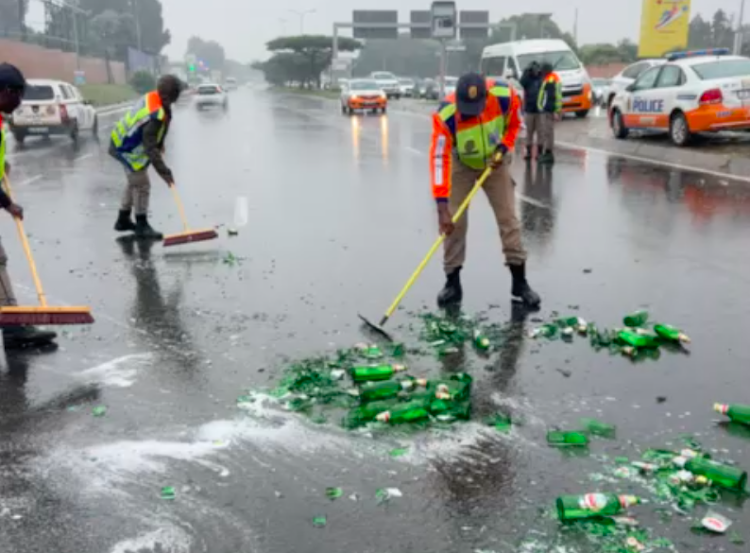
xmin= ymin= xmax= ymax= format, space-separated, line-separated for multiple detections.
xmin=2 ymin=176 xmax=48 ymax=307
xmin=169 ymin=183 xmax=191 ymax=232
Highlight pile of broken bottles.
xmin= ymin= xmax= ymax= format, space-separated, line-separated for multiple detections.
xmin=529 ymin=310 xmax=691 ymax=361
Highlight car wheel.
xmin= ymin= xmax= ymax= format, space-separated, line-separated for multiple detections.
xmin=341 ymin=103 xmax=346 ymax=114
xmin=11 ymin=130 xmax=26 ymax=145
xmin=611 ymin=109 xmax=629 ymax=139
xmin=70 ymin=121 xmax=79 ymax=144
xmin=669 ymin=111 xmax=692 ymax=147
xmin=381 ymin=106 xmax=387 ymax=114
xmin=607 ymin=94 xmax=616 ymax=110
xmin=91 ymin=116 xmax=99 ymax=140
xmin=575 ymin=110 xmax=589 ymax=119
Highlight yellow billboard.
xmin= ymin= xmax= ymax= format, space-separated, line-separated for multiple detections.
xmin=638 ymin=0 xmax=692 ymax=58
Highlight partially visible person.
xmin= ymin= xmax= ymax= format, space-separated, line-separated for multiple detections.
xmin=0 ymin=63 xmax=57 ymax=349
xmin=430 ymin=72 xmax=541 ymax=309
xmin=520 ymin=61 xmax=543 ymax=162
xmin=537 ymin=62 xmax=562 ymax=165
xmin=110 ymin=75 xmax=182 ymax=240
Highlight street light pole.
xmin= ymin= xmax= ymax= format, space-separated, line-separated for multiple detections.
xmin=132 ymin=0 xmax=143 ymax=51
xmin=289 ymin=9 xmax=316 ymax=35
xmin=735 ymin=0 xmax=746 ymax=55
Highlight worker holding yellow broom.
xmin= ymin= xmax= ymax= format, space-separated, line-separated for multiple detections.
xmin=110 ymin=75 xmax=182 ymax=240
xmin=0 ymin=63 xmax=57 ymax=348
xmin=430 ymin=72 xmax=541 ymax=309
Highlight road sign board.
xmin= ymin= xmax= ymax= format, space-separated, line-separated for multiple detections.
xmin=431 ymin=1 xmax=457 ymax=39
xmin=352 ymin=10 xmax=398 ymax=39
xmin=459 ymin=11 xmax=490 ymax=39
xmin=410 ymin=10 xmax=431 ymax=39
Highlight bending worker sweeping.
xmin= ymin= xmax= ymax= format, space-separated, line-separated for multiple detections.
xmin=0 ymin=63 xmax=57 ymax=348
xmin=431 ymin=72 xmax=541 ymax=308
xmin=110 ymin=75 xmax=182 ymax=240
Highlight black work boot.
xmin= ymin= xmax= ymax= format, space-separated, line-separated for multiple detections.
xmin=134 ymin=215 xmax=163 ymax=240
xmin=539 ymin=149 xmax=555 ymax=165
xmin=523 ymin=145 xmax=533 ymax=161
xmin=437 ymin=267 xmax=463 ymax=307
xmin=3 ymin=326 xmax=58 ymax=350
xmin=509 ymin=263 xmax=541 ymax=308
xmin=114 ymin=209 xmax=136 ymax=232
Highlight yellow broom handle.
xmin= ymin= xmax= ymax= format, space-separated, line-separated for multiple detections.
xmin=169 ymin=183 xmax=191 ymax=231
xmin=382 ymin=165 xmax=494 ymax=321
xmin=2 ymin=176 xmax=48 ymax=307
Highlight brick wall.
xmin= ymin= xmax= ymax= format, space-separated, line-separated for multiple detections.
xmin=0 ymin=39 xmax=126 ymax=85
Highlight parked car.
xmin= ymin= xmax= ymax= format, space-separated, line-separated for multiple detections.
xmin=224 ymin=77 xmax=238 ymax=91
xmin=370 ymin=71 xmax=400 ymax=99
xmin=194 ymin=83 xmax=228 ymax=110
xmin=9 ymin=79 xmax=97 ymax=144
xmin=398 ymin=78 xmax=416 ymax=97
xmin=340 ymin=79 xmax=387 ymax=115
xmin=609 ymin=48 xmax=750 ymax=146
xmin=591 ymin=78 xmax=612 ymax=106
xmin=607 ymin=59 xmax=665 ymax=107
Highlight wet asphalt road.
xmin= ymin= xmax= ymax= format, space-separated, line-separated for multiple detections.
xmin=1 ymin=88 xmax=750 ymax=553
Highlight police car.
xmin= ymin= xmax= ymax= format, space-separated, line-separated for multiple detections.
xmin=609 ymin=49 xmax=750 ymax=146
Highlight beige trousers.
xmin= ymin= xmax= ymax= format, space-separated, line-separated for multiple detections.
xmin=0 ymin=237 xmax=17 ymax=306
xmin=120 ymin=169 xmax=151 ymax=215
xmin=540 ymin=113 xmax=556 ymax=151
xmin=443 ymin=156 xmax=527 ymax=272
xmin=525 ymin=113 xmax=542 ymax=148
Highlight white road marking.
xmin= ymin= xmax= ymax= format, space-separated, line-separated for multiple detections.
xmin=405 ymin=146 xmax=424 ymax=156
xmin=73 ymin=153 xmax=93 ymax=162
xmin=15 ymin=174 xmax=43 ymax=187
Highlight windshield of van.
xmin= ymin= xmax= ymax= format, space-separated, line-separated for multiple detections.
xmin=517 ymin=51 xmax=581 ymax=71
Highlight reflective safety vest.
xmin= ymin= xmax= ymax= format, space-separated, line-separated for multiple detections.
xmin=538 ymin=72 xmax=562 ymax=113
xmin=0 ymin=114 xmax=6 ymax=182
xmin=111 ymin=91 xmax=168 ymax=171
xmin=430 ymin=80 xmax=521 ymax=200
xmin=438 ymin=82 xmax=512 ymax=171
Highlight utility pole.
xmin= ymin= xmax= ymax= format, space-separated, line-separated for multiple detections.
xmin=132 ymin=0 xmax=143 ymax=51
xmin=278 ymin=18 xmax=288 ymax=36
xmin=573 ymin=7 xmax=579 ymax=46
xmin=735 ymin=0 xmax=746 ymax=55
xmin=18 ymin=0 xmax=26 ymax=41
xmin=289 ymin=8 xmax=315 ymax=35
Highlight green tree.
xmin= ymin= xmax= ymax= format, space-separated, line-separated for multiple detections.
xmin=688 ymin=14 xmax=713 ymax=49
xmin=266 ymin=35 xmax=361 ymax=88
xmin=711 ymin=9 xmax=734 ymax=50
xmin=88 ymin=10 xmax=134 ymax=81
xmin=134 ymin=0 xmax=170 ymax=54
xmin=353 ymin=35 xmax=439 ymax=77
xmin=255 ymin=53 xmax=309 ymax=86
xmin=0 ymin=0 xmax=27 ymax=38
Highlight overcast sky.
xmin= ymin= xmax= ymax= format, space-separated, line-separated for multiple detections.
xmin=157 ymin=0 xmax=744 ymax=62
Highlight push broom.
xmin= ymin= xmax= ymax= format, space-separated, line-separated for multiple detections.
xmin=359 ymin=159 xmax=498 ymax=341
xmin=0 ymin=176 xmax=94 ymax=326
xmin=163 ymin=183 xmax=218 ymax=247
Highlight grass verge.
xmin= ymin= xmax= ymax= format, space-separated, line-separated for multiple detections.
xmin=79 ymin=84 xmax=139 ymax=107
xmin=271 ymin=86 xmax=340 ymax=99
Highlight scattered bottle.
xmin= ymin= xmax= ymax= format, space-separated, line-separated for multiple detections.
xmin=473 ymin=329 xmax=491 ymax=351
xmin=376 ymin=401 xmax=430 ymax=424
xmin=561 ymin=327 xmax=575 ymax=341
xmin=343 ymin=399 xmax=399 ymax=428
xmin=350 ymin=364 xmax=407 ymax=383
xmin=161 ymin=486 xmax=176 ymax=500
xmin=580 ymin=418 xmax=616 ymax=439
xmin=355 ymin=343 xmax=384 ymax=359
xmin=623 ymin=310 xmax=649 ymax=327
xmin=653 ymin=324 xmax=691 ymax=344
xmin=668 ymin=470 xmax=710 ymax=487
xmin=429 ymin=399 xmax=471 ymax=421
xmin=547 ymin=431 xmax=589 ymax=447
xmin=558 ymin=317 xmax=588 ymax=334
xmin=556 ymin=493 xmax=639 ymax=521
xmin=618 ymin=330 xmax=659 ymax=349
xmin=434 ymin=373 xmax=473 ymax=401
xmin=529 ymin=324 xmax=557 ymax=339
xmin=714 ymin=403 xmax=750 ymax=426
xmin=358 ymin=378 xmax=427 ymax=402
xmin=672 ymin=456 xmax=747 ymax=491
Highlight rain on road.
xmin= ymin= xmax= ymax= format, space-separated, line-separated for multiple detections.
xmin=1 ymin=87 xmax=749 ymax=553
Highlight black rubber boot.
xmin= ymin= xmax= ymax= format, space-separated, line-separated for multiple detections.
xmin=523 ymin=145 xmax=532 ymax=161
xmin=437 ymin=267 xmax=463 ymax=307
xmin=3 ymin=326 xmax=58 ymax=350
xmin=134 ymin=215 xmax=163 ymax=240
xmin=114 ymin=209 xmax=136 ymax=232
xmin=539 ymin=150 xmax=555 ymax=165
xmin=509 ymin=263 xmax=541 ymax=308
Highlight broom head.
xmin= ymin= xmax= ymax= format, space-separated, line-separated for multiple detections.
xmin=0 ymin=305 xmax=94 ymax=326
xmin=163 ymin=228 xmax=219 ymax=247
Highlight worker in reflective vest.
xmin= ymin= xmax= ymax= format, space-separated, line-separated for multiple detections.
xmin=0 ymin=63 xmax=57 ymax=348
xmin=430 ymin=72 xmax=541 ymax=309
xmin=110 ymin=75 xmax=182 ymax=240
xmin=537 ymin=63 xmax=562 ymax=164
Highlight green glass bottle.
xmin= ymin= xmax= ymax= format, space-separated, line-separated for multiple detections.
xmin=342 ymin=399 xmax=399 ymax=428
xmin=359 ymin=378 xmax=427 ymax=402
xmin=618 ymin=330 xmax=659 ymax=349
xmin=376 ymin=400 xmax=430 ymax=424
xmin=623 ymin=310 xmax=649 ymax=328
xmin=434 ymin=373 xmax=473 ymax=401
xmin=547 ymin=431 xmax=589 ymax=447
xmin=556 ymin=494 xmax=639 ymax=521
xmin=355 ymin=343 xmax=384 ymax=359
xmin=473 ymin=329 xmax=491 ymax=351
xmin=529 ymin=324 xmax=557 ymax=339
xmin=715 ymin=403 xmax=750 ymax=425
xmin=350 ymin=364 xmax=407 ymax=383
xmin=653 ymin=324 xmax=690 ymax=344
xmin=673 ymin=456 xmax=747 ymax=491
xmin=429 ymin=399 xmax=472 ymax=420
xmin=558 ymin=317 xmax=588 ymax=334
xmin=581 ymin=418 xmax=616 ymax=439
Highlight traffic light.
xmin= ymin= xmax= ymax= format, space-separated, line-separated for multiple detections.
xmin=188 ymin=63 xmax=196 ymax=72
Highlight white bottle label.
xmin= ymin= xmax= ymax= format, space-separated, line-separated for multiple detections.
xmin=580 ymin=493 xmax=608 ymax=512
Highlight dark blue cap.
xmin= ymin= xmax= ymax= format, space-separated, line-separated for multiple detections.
xmin=455 ymin=72 xmax=487 ymax=117
xmin=0 ymin=63 xmax=26 ymax=90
